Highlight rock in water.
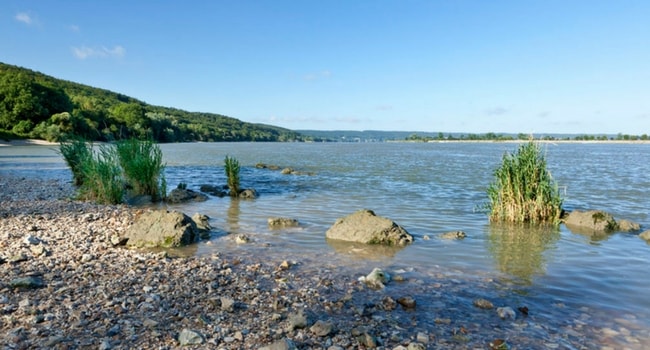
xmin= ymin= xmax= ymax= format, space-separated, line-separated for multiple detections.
xmin=359 ymin=267 xmax=391 ymax=289
xmin=326 ymin=209 xmax=413 ymax=246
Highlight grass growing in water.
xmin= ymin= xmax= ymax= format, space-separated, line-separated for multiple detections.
xmin=224 ymin=155 xmax=240 ymax=197
xmin=59 ymin=137 xmax=93 ymax=186
xmin=115 ymin=139 xmax=166 ymax=201
xmin=486 ymin=141 xmax=563 ymax=224
xmin=78 ymin=144 xmax=125 ymax=204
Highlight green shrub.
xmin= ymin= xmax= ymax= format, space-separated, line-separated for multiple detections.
xmin=115 ymin=138 xmax=166 ymax=201
xmin=78 ymin=144 xmax=125 ymax=204
xmin=486 ymin=141 xmax=563 ymax=224
xmin=59 ymin=137 xmax=93 ymax=186
xmin=224 ymin=155 xmax=240 ymax=197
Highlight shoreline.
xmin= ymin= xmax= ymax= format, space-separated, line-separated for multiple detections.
xmin=2 ymin=173 xmax=649 ymax=349
xmin=1 ymin=138 xmax=649 ymax=147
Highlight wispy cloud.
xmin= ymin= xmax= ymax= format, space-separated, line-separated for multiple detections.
xmin=69 ymin=24 xmax=80 ymax=32
xmin=72 ymin=45 xmax=126 ymax=60
xmin=537 ymin=111 xmax=550 ymax=118
xmin=15 ymin=12 xmax=33 ymax=25
xmin=303 ymin=70 xmax=331 ymax=81
xmin=485 ymin=106 xmax=509 ymax=116
xmin=376 ymin=105 xmax=393 ymax=111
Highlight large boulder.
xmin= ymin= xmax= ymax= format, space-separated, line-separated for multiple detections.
xmin=325 ymin=209 xmax=413 ymax=246
xmin=563 ymin=210 xmax=641 ymax=235
xmin=125 ymin=210 xmax=199 ymax=247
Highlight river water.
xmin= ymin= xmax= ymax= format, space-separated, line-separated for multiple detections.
xmin=2 ymin=141 xmax=650 ymax=346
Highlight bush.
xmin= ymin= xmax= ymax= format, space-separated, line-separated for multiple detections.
xmin=78 ymin=144 xmax=125 ymax=205
xmin=115 ymin=139 xmax=166 ymax=201
xmin=486 ymin=141 xmax=563 ymax=224
xmin=224 ymin=155 xmax=240 ymax=197
xmin=59 ymin=137 xmax=93 ymax=186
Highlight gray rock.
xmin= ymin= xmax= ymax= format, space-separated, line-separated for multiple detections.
xmin=407 ymin=343 xmax=426 ymax=350
xmin=10 ymin=276 xmax=44 ymax=289
xmin=397 ymin=296 xmax=417 ymax=310
xmin=473 ymin=298 xmax=494 ymax=309
xmin=287 ymin=310 xmax=308 ymax=330
xmin=220 ymin=296 xmax=235 ymax=312
xmin=259 ymin=338 xmax=297 ymax=350
xmin=178 ymin=328 xmax=204 ymax=346
xmin=199 ymin=184 xmax=227 ymax=197
xmin=23 ymin=234 xmax=41 ymax=245
xmin=358 ymin=268 xmax=391 ymax=289
xmin=497 ymin=306 xmax=516 ymax=320
xmin=124 ymin=210 xmax=199 ymax=248
xmin=165 ymin=188 xmax=208 ymax=204
xmin=310 ymin=320 xmax=334 ymax=336
xmin=325 ymin=209 xmax=413 ymax=246
xmin=268 ymin=217 xmax=300 ymax=228
xmin=416 ymin=331 xmax=429 ymax=344
xmin=191 ymin=213 xmax=211 ymax=239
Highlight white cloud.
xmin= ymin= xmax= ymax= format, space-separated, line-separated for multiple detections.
xmin=15 ymin=12 xmax=33 ymax=25
xmin=69 ymin=24 xmax=80 ymax=32
xmin=72 ymin=45 xmax=126 ymax=60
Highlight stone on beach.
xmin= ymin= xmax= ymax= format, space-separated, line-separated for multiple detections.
xmin=124 ymin=209 xmax=199 ymax=247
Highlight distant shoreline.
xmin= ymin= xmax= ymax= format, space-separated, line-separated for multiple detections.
xmin=1 ymin=138 xmax=649 ymax=147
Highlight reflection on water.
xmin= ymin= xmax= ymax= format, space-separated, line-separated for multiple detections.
xmin=487 ymin=223 xmax=560 ymax=284
xmin=226 ymin=198 xmax=241 ymax=233
xmin=326 ymin=239 xmax=407 ymax=260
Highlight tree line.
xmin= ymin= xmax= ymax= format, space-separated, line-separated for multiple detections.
xmin=0 ymin=62 xmax=303 ymax=142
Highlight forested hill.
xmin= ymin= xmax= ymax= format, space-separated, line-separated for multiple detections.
xmin=0 ymin=62 xmax=302 ymax=142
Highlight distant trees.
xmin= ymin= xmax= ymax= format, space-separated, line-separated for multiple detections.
xmin=0 ymin=62 xmax=304 ymax=143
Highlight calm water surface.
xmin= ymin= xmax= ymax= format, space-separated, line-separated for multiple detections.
xmin=2 ymin=141 xmax=650 ymax=339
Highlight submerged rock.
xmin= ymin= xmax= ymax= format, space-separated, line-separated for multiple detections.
xmin=640 ymin=230 xmax=650 ymax=242
xmin=268 ymin=217 xmax=300 ymax=229
xmin=440 ymin=231 xmax=467 ymax=240
xmin=564 ymin=210 xmax=641 ymax=235
xmin=326 ymin=209 xmax=413 ymax=246
xmin=165 ymin=188 xmax=208 ymax=204
xmin=359 ymin=267 xmax=391 ymax=289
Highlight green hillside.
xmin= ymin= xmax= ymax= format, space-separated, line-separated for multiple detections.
xmin=0 ymin=62 xmax=302 ymax=142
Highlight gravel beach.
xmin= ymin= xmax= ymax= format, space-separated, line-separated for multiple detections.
xmin=2 ymin=173 xmax=650 ymax=349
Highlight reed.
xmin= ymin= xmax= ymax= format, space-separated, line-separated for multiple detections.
xmin=224 ymin=155 xmax=240 ymax=197
xmin=59 ymin=137 xmax=93 ymax=186
xmin=486 ymin=141 xmax=563 ymax=224
xmin=115 ymin=138 xmax=166 ymax=201
xmin=78 ymin=144 xmax=125 ymax=204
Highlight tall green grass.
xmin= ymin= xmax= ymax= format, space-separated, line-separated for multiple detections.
xmin=78 ymin=144 xmax=125 ymax=204
xmin=59 ymin=137 xmax=93 ymax=186
xmin=115 ymin=139 xmax=166 ymax=201
xmin=486 ymin=141 xmax=563 ymax=224
xmin=224 ymin=155 xmax=240 ymax=197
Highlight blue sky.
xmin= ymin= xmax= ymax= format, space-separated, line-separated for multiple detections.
xmin=2 ymin=1 xmax=649 ymax=134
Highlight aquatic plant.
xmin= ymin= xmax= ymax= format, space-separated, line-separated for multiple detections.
xmin=78 ymin=144 xmax=125 ymax=204
xmin=224 ymin=155 xmax=240 ymax=197
xmin=115 ymin=138 xmax=166 ymax=201
xmin=59 ymin=137 xmax=93 ymax=186
xmin=486 ymin=141 xmax=563 ymax=224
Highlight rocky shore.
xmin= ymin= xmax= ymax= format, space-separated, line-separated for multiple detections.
xmin=2 ymin=174 xmax=650 ymax=349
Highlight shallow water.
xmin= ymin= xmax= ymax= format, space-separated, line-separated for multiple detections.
xmin=2 ymin=141 xmax=650 ymax=345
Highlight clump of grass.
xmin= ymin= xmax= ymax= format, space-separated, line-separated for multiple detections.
xmin=115 ymin=139 xmax=166 ymax=201
xmin=486 ymin=141 xmax=563 ymax=224
xmin=224 ymin=155 xmax=240 ymax=197
xmin=59 ymin=137 xmax=93 ymax=186
xmin=78 ymin=144 xmax=125 ymax=205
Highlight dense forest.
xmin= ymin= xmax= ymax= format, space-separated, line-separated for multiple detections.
xmin=0 ymin=62 xmax=303 ymax=142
